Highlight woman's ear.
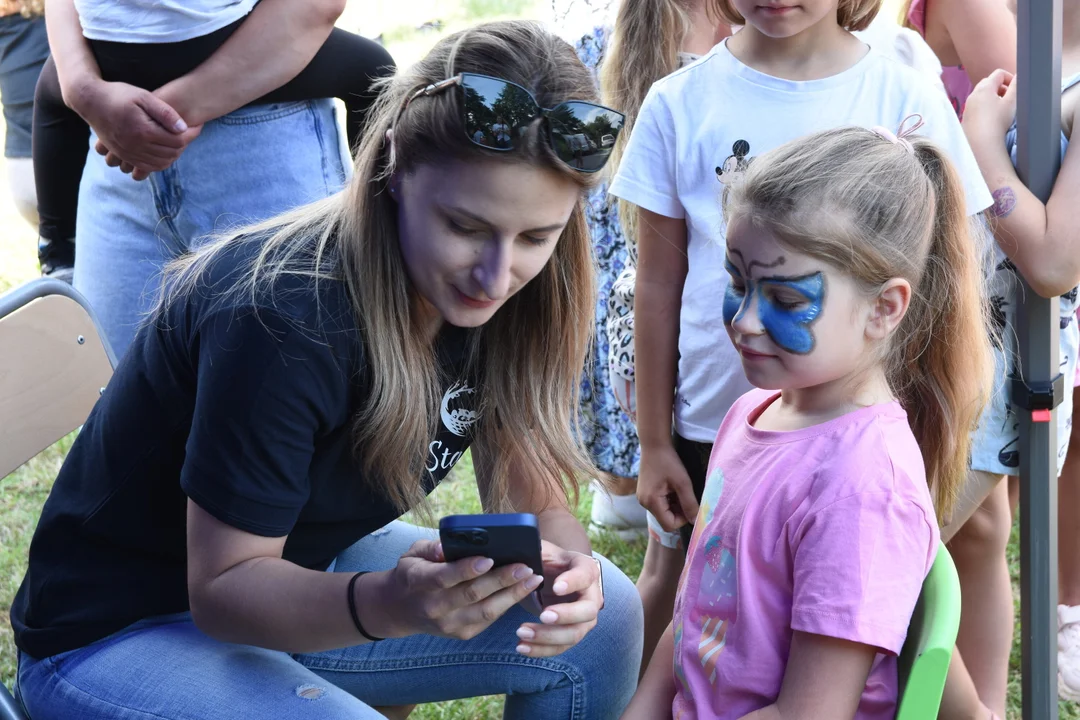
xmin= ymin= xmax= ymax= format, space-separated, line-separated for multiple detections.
xmin=866 ymin=278 xmax=911 ymax=340
xmin=385 ymin=129 xmax=402 ymax=201
xmin=385 ymin=128 xmax=397 ymax=167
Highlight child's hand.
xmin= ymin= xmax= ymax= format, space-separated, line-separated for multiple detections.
xmin=963 ymin=68 xmax=1018 ymax=142
xmin=638 ymin=445 xmax=699 ymax=532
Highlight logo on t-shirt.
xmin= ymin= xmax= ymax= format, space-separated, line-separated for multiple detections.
xmin=715 ymin=139 xmax=754 ymax=187
xmin=441 ymin=382 xmax=480 ymax=437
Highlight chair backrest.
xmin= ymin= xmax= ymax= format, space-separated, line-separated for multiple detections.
xmin=895 ymin=540 xmax=962 ymax=720
xmin=0 ymin=279 xmax=115 ymax=720
xmin=0 ymin=279 xmax=116 ymax=479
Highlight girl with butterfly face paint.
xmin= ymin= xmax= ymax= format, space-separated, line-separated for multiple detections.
xmin=623 ymin=125 xmax=995 ymax=720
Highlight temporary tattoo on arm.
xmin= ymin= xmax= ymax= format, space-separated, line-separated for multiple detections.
xmin=989 ymin=187 xmax=1018 ymax=219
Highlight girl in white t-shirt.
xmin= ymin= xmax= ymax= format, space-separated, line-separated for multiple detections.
xmin=608 ymin=0 xmax=992 ymax=702
xmin=558 ymin=0 xmax=731 ymax=675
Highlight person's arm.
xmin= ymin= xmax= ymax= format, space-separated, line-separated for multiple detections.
xmin=937 ymin=0 xmax=1016 ymax=86
xmin=180 ymin=305 xmax=541 ymax=654
xmin=634 ymin=209 xmax=700 ymax=529
xmin=45 ymin=0 xmax=194 ymax=175
xmin=186 ymin=500 xmax=542 ymax=653
xmin=621 ymin=622 xmax=677 ymax=719
xmin=44 ymin=0 xmax=99 ymax=107
xmin=472 ymin=435 xmax=603 ymax=657
xmin=963 ymin=69 xmax=1080 ymax=297
xmin=736 ymin=632 xmax=876 ymax=720
xmin=154 ymin=0 xmax=347 ymax=127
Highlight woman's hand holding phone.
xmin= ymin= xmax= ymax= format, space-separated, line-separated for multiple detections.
xmin=513 ymin=541 xmax=604 ymax=658
xmin=373 ymin=539 xmax=543 ymax=641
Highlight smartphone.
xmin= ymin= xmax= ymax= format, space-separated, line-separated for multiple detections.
xmin=439 ymin=513 xmax=545 ymax=614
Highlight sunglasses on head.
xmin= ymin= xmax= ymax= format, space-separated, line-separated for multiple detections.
xmin=405 ymin=72 xmax=626 ymax=173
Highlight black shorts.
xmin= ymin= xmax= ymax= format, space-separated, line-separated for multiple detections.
xmin=674 ymin=433 xmax=713 ymax=550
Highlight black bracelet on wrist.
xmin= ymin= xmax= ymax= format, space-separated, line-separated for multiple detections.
xmin=347 ymin=571 xmax=384 ymax=642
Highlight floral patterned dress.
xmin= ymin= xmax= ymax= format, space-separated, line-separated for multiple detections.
xmin=554 ymin=1 xmax=641 ymax=479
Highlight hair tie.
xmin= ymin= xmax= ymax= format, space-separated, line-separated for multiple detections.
xmin=871 ymin=114 xmax=925 ymax=155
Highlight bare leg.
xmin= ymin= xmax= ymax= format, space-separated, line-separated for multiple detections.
xmin=942 ymin=470 xmax=1005 ymax=543
xmin=938 ymin=651 xmax=994 ymax=719
xmin=636 ymin=535 xmax=684 ymax=678
xmin=1057 ymin=387 xmax=1080 ymax=701
xmin=1059 ymin=388 xmax=1080 ymax=607
xmin=946 ymin=478 xmax=1012 ymax=718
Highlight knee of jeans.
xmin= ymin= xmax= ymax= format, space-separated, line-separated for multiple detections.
xmin=589 ymin=556 xmax=644 ymax=672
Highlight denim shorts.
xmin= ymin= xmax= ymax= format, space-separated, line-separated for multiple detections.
xmin=969 ymin=265 xmax=1079 ymax=477
xmin=0 ymin=12 xmax=47 ymax=158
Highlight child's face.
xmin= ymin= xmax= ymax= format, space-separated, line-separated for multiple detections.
xmin=722 ymin=221 xmax=875 ymax=391
xmin=730 ymin=0 xmax=841 ymax=39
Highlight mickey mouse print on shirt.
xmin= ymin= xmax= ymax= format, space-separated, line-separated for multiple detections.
xmin=715 ymin=140 xmax=754 ymax=186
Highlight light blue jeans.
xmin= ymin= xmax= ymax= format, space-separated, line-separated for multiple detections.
xmin=73 ymin=98 xmax=349 ymax=359
xmin=16 ymin=521 xmax=644 ymax=719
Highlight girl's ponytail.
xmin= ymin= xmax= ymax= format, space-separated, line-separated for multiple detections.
xmin=891 ymin=139 xmax=994 ymax=520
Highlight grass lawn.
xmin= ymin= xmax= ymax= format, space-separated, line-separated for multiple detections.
xmin=2 ymin=0 xmax=1079 ymax=717
xmin=2 ymin=442 xmax=1077 ymax=720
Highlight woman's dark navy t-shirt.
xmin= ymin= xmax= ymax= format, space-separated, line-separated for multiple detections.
xmin=10 ymin=241 xmax=480 ymax=660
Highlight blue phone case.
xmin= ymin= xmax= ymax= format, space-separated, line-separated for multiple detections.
xmin=440 ymin=513 xmax=538 ymax=530
xmin=439 ymin=513 xmax=545 ymax=613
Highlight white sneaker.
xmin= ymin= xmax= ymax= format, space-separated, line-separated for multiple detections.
xmin=1058 ymin=604 xmax=1080 ymax=700
xmin=589 ymin=482 xmax=648 ymax=541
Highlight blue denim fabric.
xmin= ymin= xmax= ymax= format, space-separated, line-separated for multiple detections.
xmin=0 ymin=13 xmax=48 ymax=158
xmin=73 ymin=98 xmax=348 ymax=358
xmin=17 ymin=521 xmax=643 ymax=720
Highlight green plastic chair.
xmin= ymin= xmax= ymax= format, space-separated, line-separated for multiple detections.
xmin=895 ymin=540 xmax=962 ymax=720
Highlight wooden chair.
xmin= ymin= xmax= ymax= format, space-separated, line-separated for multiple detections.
xmin=0 ymin=278 xmax=116 ymax=720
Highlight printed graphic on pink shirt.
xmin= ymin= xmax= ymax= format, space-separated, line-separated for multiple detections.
xmin=674 ymin=466 xmax=739 ymax=717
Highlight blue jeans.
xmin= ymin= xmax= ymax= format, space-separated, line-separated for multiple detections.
xmin=16 ymin=521 xmax=643 ymax=719
xmin=73 ymin=98 xmax=348 ymax=359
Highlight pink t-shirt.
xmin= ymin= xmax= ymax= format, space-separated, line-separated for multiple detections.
xmin=672 ymin=390 xmax=939 ymax=720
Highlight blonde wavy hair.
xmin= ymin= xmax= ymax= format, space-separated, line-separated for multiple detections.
xmin=157 ymin=21 xmax=601 ymax=515
xmin=723 ymin=126 xmax=994 ymax=522
xmin=599 ymin=0 xmax=694 ymax=244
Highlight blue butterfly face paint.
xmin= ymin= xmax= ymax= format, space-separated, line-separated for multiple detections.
xmin=722 ymin=259 xmax=744 ymax=327
xmin=723 ymin=254 xmax=826 ymax=355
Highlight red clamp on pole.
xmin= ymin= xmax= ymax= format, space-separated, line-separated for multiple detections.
xmin=1032 ymin=409 xmax=1053 ymax=423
